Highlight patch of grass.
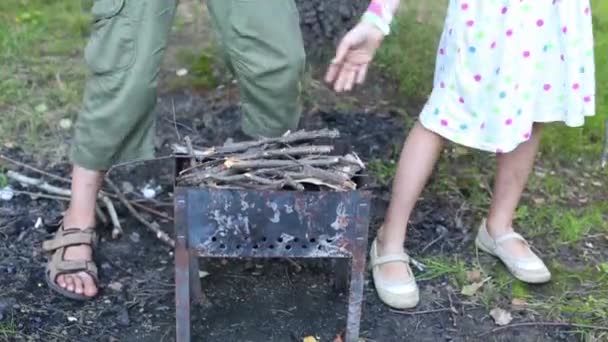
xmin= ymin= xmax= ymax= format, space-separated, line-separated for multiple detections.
xmin=417 ymin=256 xmax=468 ymax=286
xmin=0 ymin=0 xmax=92 ymax=153
xmin=0 ymin=318 xmax=17 ymax=340
xmin=368 ymin=159 xmax=397 ymax=185
xmin=375 ymin=2 xmax=446 ymax=100
xmin=515 ymin=200 xmax=607 ymax=243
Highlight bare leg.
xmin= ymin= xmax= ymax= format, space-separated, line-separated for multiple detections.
xmin=377 ymin=122 xmax=445 ymax=281
xmin=55 ymin=165 xmax=103 ymax=298
xmin=486 ymin=124 xmax=543 ymax=257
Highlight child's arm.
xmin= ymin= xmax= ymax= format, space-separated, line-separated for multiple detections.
xmin=325 ymin=0 xmax=401 ymax=92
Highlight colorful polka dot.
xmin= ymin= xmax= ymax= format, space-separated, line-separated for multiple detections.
xmin=421 ymin=1 xmax=593 ymax=154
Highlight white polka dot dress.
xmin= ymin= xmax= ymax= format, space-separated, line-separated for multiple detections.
xmin=419 ymin=0 xmax=596 ymax=153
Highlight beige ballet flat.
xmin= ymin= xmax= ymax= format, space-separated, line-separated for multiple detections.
xmin=475 ymin=219 xmax=551 ymax=284
xmin=369 ymin=238 xmax=419 ymax=309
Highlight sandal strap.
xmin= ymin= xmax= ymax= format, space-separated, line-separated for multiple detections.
xmin=57 ymin=260 xmax=98 ymax=274
xmin=43 ymin=228 xmax=96 ymax=252
xmin=495 ymin=232 xmax=528 ymax=245
xmin=372 ymin=253 xmax=410 ymax=267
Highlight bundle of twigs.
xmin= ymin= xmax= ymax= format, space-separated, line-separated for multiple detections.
xmin=173 ymin=129 xmax=365 ymax=191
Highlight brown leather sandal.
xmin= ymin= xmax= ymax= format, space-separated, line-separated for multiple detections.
xmin=42 ymin=227 xmax=99 ymax=300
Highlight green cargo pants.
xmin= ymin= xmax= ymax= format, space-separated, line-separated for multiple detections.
xmin=71 ymin=0 xmax=306 ymax=171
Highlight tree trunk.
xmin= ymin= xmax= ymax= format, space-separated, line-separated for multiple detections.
xmin=295 ymin=0 xmax=368 ymax=60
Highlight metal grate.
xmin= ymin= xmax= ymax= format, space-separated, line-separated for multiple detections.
xmin=173 ymin=156 xmax=371 ymax=342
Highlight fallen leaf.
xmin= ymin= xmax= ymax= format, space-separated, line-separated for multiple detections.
xmin=461 ymin=276 xmax=491 ymax=296
xmin=532 ymin=197 xmax=546 ymax=205
xmin=490 ymin=307 xmax=513 ymax=326
xmin=199 ymin=270 xmax=209 ymax=278
xmin=108 ymin=281 xmax=123 ymax=292
xmin=466 ymin=269 xmax=482 ymax=283
xmin=303 ymin=336 xmax=318 ymax=342
xmin=511 ymin=298 xmax=528 ymax=310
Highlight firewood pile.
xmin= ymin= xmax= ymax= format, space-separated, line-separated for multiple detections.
xmin=173 ymin=129 xmax=365 ymax=191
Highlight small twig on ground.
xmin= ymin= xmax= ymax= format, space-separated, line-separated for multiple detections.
xmin=172 ymin=97 xmax=181 ymax=141
xmin=11 ymin=189 xmax=70 ymax=202
xmin=7 ymin=170 xmax=71 ymax=196
xmin=410 ymin=257 xmax=427 ymax=272
xmin=95 ymin=205 xmax=109 ymax=226
xmin=0 ymin=154 xmax=71 ymax=184
xmin=390 ymin=308 xmax=453 ymax=316
xmin=105 ymin=178 xmax=175 ymax=248
xmin=447 ymin=291 xmax=458 ymax=327
xmin=479 ymin=322 xmax=608 ymax=337
xmin=100 ymin=195 xmax=123 ymax=239
xmin=421 ymin=232 xmax=446 ymax=254
xmin=601 ymin=119 xmax=608 ymax=168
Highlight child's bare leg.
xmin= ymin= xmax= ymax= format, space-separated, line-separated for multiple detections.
xmin=377 ymin=122 xmax=445 ymax=281
xmin=56 ymin=166 xmax=103 ymax=297
xmin=486 ymin=124 xmax=543 ymax=257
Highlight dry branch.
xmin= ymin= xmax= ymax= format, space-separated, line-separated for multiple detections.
xmin=101 ymin=195 xmax=123 ymax=239
xmin=105 ymin=178 xmax=175 ymax=248
xmin=174 ymin=129 xmax=364 ymax=192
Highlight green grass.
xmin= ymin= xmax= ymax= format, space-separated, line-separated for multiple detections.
xmin=0 ymin=0 xmax=92 ymax=153
xmin=0 ymin=318 xmax=17 ymax=340
xmin=417 ymin=256 xmax=468 ymax=286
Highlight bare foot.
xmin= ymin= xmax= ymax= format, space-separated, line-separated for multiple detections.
xmin=54 ymin=215 xmax=98 ymax=298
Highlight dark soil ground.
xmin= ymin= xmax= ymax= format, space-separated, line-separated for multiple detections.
xmin=0 ymin=85 xmax=592 ymax=342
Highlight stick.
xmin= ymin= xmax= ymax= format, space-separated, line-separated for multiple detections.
xmin=104 ymin=178 xmax=175 ymax=248
xmin=0 ymin=154 xmax=71 ymax=184
xmin=100 ymin=195 xmax=123 ymax=239
xmin=11 ymin=189 xmax=70 ymax=202
xmin=601 ymin=119 xmax=608 ymax=168
xmin=479 ymin=322 xmax=608 ymax=337
xmin=172 ymin=129 xmax=340 ymax=158
xmin=389 ymin=308 xmax=453 ymax=316
xmin=7 ymin=171 xmax=71 ymax=196
xmin=224 ymin=157 xmax=343 ymax=170
xmin=95 ymin=204 xmax=109 ymax=226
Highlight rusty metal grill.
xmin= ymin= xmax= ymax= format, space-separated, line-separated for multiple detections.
xmin=173 ymin=156 xmax=371 ymax=342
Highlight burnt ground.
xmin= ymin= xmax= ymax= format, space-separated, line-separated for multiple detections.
xmin=0 ymin=83 xmax=598 ymax=342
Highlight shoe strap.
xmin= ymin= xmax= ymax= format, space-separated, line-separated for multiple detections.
xmin=372 ymin=253 xmax=410 ymax=267
xmin=495 ymin=232 xmax=528 ymax=245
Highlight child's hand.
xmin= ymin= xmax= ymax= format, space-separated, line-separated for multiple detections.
xmin=325 ymin=22 xmax=385 ymax=92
